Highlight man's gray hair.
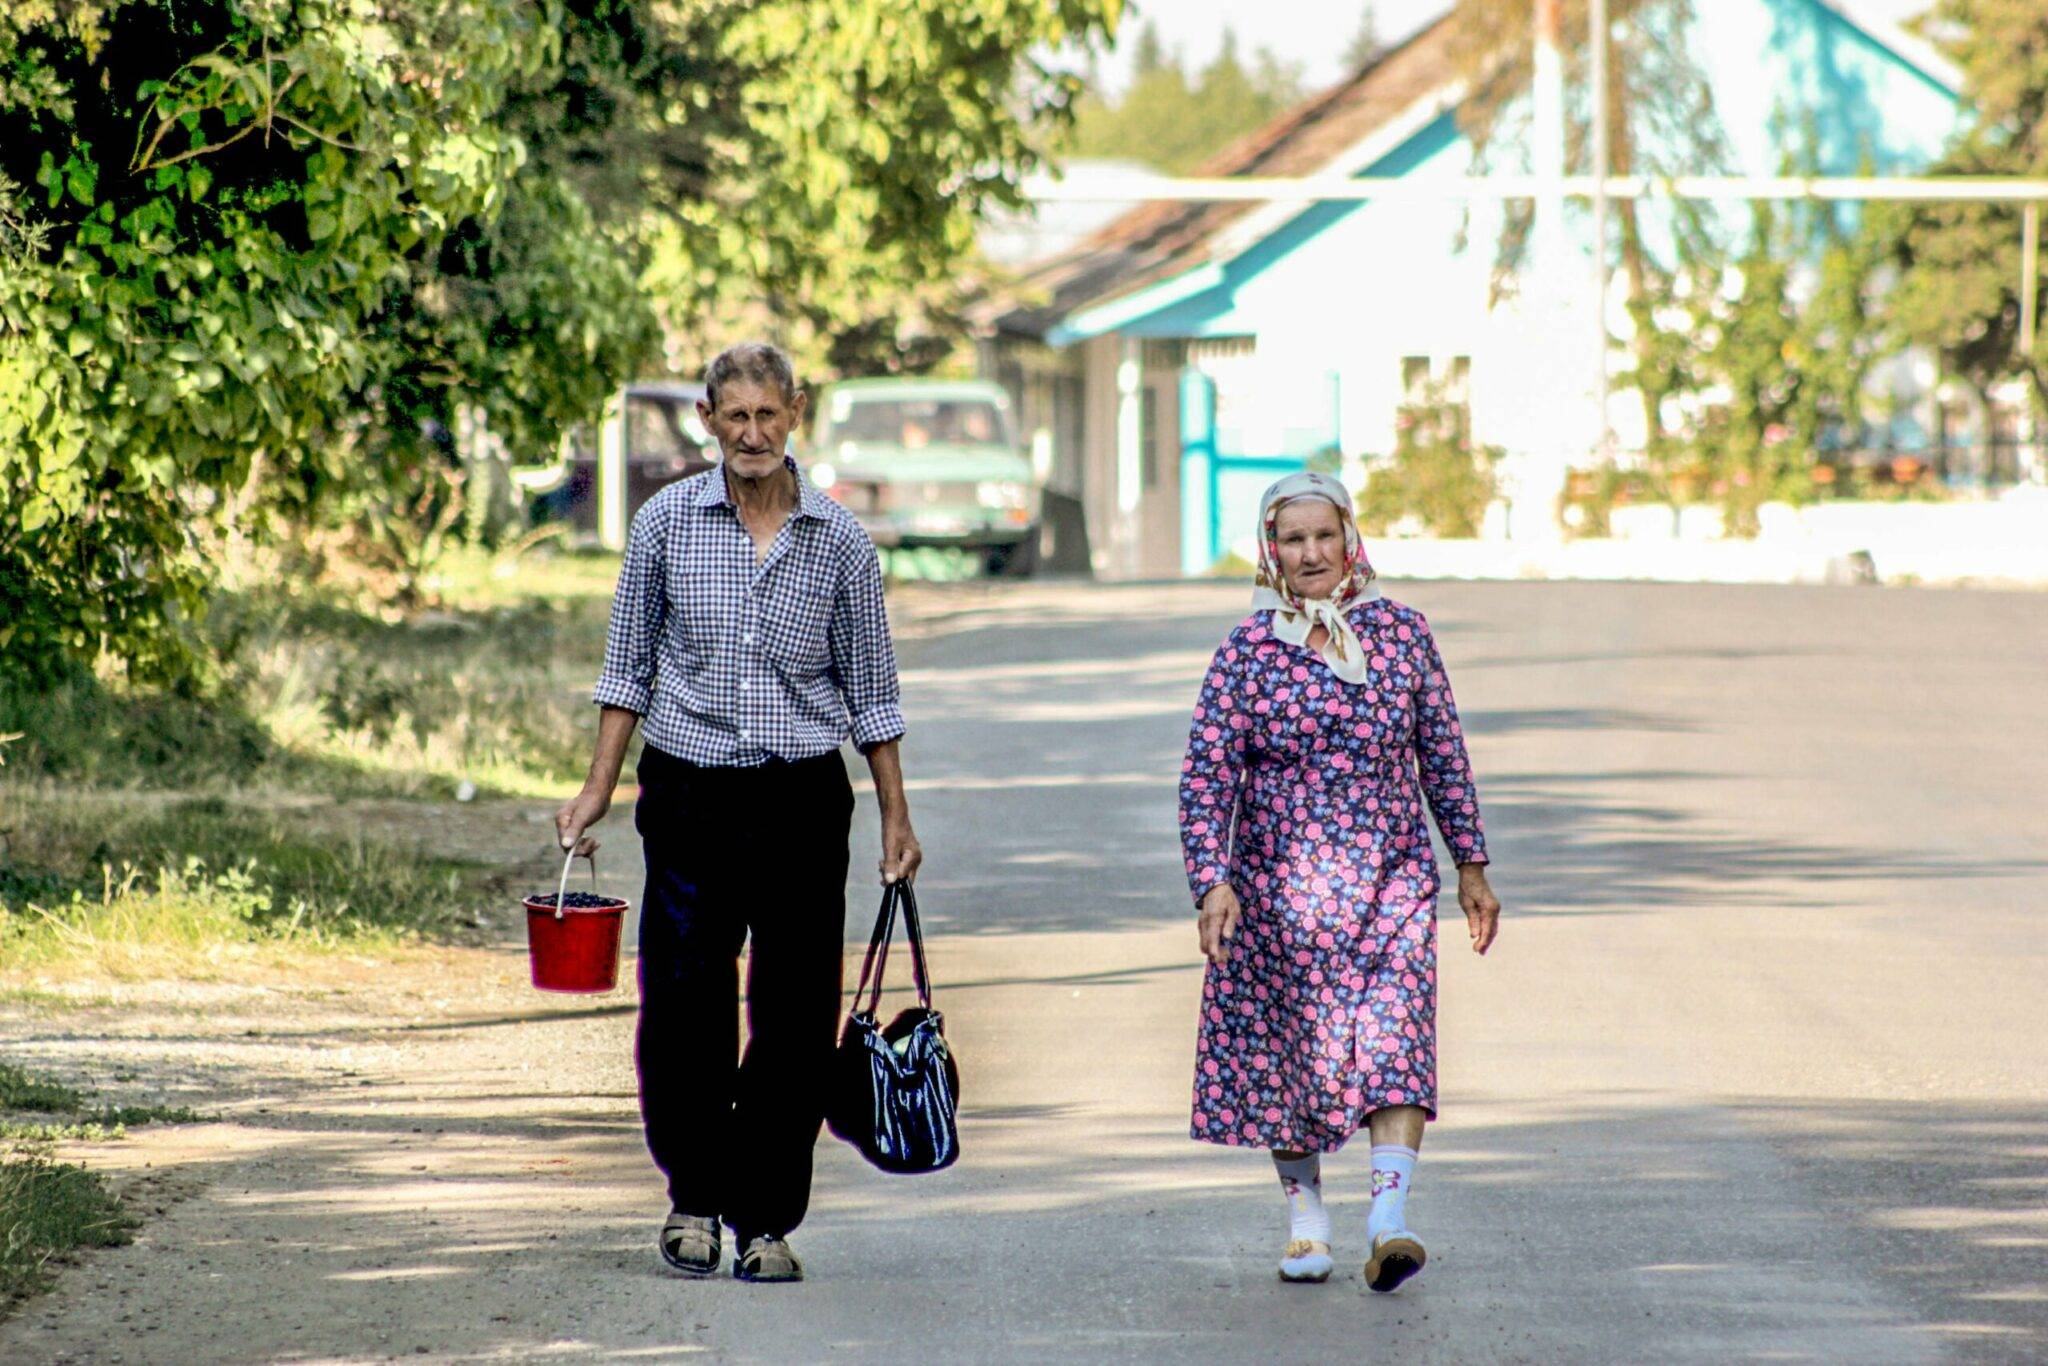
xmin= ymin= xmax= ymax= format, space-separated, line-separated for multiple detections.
xmin=703 ymin=341 xmax=798 ymax=406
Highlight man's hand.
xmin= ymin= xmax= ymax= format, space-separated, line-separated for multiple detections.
xmin=880 ymin=815 xmax=922 ymax=885
xmin=553 ymin=787 xmax=611 ymax=857
xmin=1198 ymin=883 xmax=1243 ymax=965
xmin=1458 ymin=862 xmax=1501 ymax=955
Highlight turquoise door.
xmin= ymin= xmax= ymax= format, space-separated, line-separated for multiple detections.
xmin=1179 ymin=368 xmax=1340 ymax=574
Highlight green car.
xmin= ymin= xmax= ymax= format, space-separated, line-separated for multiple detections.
xmin=805 ymin=378 xmax=1043 ymax=575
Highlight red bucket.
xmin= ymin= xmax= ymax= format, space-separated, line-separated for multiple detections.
xmin=523 ymin=849 xmax=628 ymax=993
xmin=523 ymin=895 xmax=627 ymax=992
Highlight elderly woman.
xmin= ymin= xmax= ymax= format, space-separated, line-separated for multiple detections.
xmin=1178 ymin=471 xmax=1500 ymax=1293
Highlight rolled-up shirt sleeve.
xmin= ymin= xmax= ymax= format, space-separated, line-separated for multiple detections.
xmin=828 ymin=534 xmax=906 ymax=751
xmin=592 ymin=502 xmax=667 ymax=716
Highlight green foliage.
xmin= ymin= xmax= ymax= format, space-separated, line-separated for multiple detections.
xmin=0 ymin=1064 xmax=81 ymax=1115
xmin=1452 ymin=0 xmax=1731 ymax=301
xmin=0 ymin=547 xmax=613 ymax=796
xmin=634 ymin=0 xmax=1122 ymax=378
xmin=1344 ymin=5 xmax=1384 ymax=70
xmin=1877 ymin=0 xmax=2048 ymax=406
xmin=0 ymin=1062 xmax=206 ymax=1141
xmin=1064 ymin=23 xmax=1303 ymax=174
xmin=1356 ymin=383 xmax=1503 ymax=538
xmin=0 ymin=1148 xmax=135 ymax=1308
xmin=1 ymin=0 xmax=1120 ymax=681
xmin=0 ymin=0 xmax=600 ymax=679
xmin=0 ymin=795 xmax=500 ymax=975
xmin=1609 ymin=175 xmax=1892 ymax=533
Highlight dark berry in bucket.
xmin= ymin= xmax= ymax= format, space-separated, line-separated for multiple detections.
xmin=530 ymin=892 xmax=626 ymax=909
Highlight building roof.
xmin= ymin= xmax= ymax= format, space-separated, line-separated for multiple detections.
xmin=983 ymin=16 xmax=1462 ymax=342
xmin=983 ymin=0 xmax=1964 ymax=346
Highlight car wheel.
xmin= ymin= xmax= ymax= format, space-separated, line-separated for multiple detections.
xmin=982 ymin=533 xmax=1041 ymax=578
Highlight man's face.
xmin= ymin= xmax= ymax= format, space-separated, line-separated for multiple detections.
xmin=698 ymin=379 xmax=806 ymax=483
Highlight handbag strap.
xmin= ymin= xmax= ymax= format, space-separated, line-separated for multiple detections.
xmin=852 ymin=882 xmax=900 ymax=1017
xmin=850 ymin=881 xmax=934 ymax=1017
xmin=895 ymin=880 xmax=936 ymax=1010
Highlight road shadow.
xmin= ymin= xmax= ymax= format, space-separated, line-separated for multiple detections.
xmin=14 ymin=1086 xmax=2035 ymax=1361
xmin=879 ymin=590 xmax=2044 ymax=935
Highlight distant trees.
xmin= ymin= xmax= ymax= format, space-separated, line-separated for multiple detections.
xmin=1878 ymin=0 xmax=2048 ymax=410
xmin=1065 ymin=22 xmax=1305 ymax=174
xmin=1344 ymin=5 xmax=1384 ymax=70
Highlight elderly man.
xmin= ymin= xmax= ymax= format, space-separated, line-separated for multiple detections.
xmin=555 ymin=341 xmax=922 ymax=1284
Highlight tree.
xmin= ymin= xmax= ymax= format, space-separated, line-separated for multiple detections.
xmin=1066 ymin=25 xmax=1304 ymax=174
xmin=1449 ymin=0 xmax=1731 ymax=459
xmin=1344 ymin=5 xmax=1383 ymax=70
xmin=1878 ymin=0 xmax=2048 ymax=410
xmin=0 ymin=0 xmax=1121 ymax=678
xmin=0 ymin=0 xmax=579 ymax=680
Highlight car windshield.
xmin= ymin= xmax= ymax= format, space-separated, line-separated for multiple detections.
xmin=829 ymin=397 xmax=1009 ymax=448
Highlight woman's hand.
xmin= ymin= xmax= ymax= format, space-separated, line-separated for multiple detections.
xmin=1458 ymin=863 xmax=1500 ymax=955
xmin=1198 ymin=883 xmax=1243 ymax=965
xmin=553 ymin=786 xmax=611 ymax=857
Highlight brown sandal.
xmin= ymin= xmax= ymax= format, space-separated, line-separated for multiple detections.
xmin=733 ymin=1234 xmax=804 ymax=1283
xmin=659 ymin=1212 xmax=720 ymax=1276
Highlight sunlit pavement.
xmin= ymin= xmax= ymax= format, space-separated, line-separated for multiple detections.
xmin=6 ymin=578 xmax=2045 ymax=1363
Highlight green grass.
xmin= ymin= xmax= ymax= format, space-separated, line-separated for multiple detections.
xmin=0 ymin=795 xmax=505 ymax=978
xmin=0 ymin=1063 xmax=82 ymax=1114
xmin=0 ymin=1062 xmax=209 ymax=1139
xmin=0 ymin=545 xmax=622 ymax=799
xmin=0 ymin=1061 xmax=204 ymax=1310
xmin=0 ymin=1149 xmax=135 ymax=1310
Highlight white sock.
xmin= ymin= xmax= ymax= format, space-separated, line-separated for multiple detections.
xmin=1368 ymin=1144 xmax=1418 ymax=1242
xmin=1273 ymin=1154 xmax=1331 ymax=1244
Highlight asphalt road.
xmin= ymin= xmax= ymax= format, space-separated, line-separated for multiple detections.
xmin=6 ymin=577 xmax=2043 ymax=1364
xmin=805 ymin=578 xmax=2048 ymax=1363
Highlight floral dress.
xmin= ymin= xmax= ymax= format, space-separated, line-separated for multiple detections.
xmin=1179 ymin=598 xmax=1487 ymax=1152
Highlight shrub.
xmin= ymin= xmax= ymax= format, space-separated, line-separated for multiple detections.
xmin=1356 ymin=382 xmax=1503 ymax=539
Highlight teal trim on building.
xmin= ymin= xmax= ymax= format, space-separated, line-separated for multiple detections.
xmin=1108 ymin=113 xmax=1467 ymax=342
xmin=1045 ymin=263 xmax=1227 ymax=347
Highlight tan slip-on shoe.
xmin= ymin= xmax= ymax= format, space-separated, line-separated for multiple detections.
xmin=1364 ymin=1230 xmax=1426 ymax=1293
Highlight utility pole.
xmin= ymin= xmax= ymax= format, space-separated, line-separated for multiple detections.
xmin=1590 ymin=0 xmax=1612 ymax=459
xmin=1532 ymin=0 xmax=1567 ymax=270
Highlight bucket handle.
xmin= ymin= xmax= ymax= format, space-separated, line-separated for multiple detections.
xmin=550 ymin=845 xmax=599 ymax=920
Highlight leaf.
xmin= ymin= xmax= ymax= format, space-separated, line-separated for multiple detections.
xmin=306 ymin=208 xmax=338 ymax=241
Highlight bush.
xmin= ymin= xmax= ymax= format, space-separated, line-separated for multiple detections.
xmin=1356 ymin=384 xmax=1503 ymax=539
xmin=0 ymin=1148 xmax=134 ymax=1309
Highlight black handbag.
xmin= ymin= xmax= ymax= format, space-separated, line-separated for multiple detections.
xmin=826 ymin=880 xmax=961 ymax=1174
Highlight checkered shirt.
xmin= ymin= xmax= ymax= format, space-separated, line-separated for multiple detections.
xmin=592 ymin=457 xmax=906 ymax=766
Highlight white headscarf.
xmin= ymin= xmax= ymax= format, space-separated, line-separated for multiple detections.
xmin=1252 ymin=470 xmax=1379 ymax=684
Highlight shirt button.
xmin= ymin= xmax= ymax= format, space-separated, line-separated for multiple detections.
xmin=744 ymin=633 xmax=755 ymax=644
xmin=740 ymin=681 xmax=750 ymax=691
xmin=740 ymin=730 xmax=751 ymax=741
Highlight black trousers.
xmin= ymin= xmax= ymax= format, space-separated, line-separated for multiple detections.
xmin=634 ymin=743 xmax=853 ymax=1240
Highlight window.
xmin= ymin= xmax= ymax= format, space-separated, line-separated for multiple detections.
xmin=1400 ymin=356 xmax=1431 ymax=402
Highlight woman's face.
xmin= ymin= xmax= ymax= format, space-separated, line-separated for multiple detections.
xmin=1273 ymin=497 xmax=1349 ymax=600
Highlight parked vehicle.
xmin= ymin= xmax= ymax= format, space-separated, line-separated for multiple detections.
xmin=805 ymin=379 xmax=1043 ymax=575
xmin=524 ymin=382 xmax=716 ymax=537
